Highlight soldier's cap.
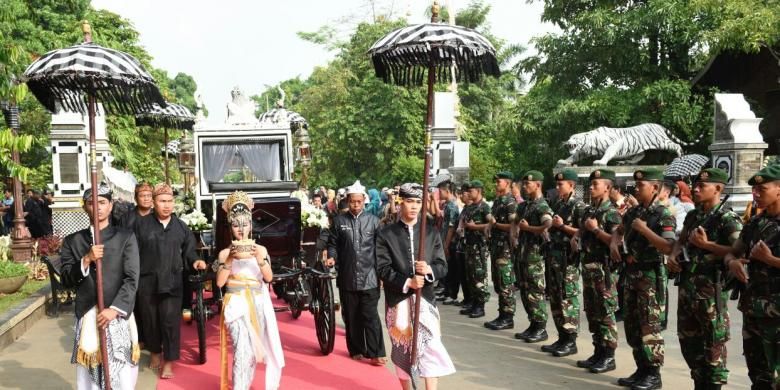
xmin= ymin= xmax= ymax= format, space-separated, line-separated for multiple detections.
xmin=588 ymin=169 xmax=615 ymax=182
xmin=460 ymin=181 xmax=471 ymax=191
xmin=469 ymin=180 xmax=484 ymax=189
xmin=749 ymin=164 xmax=780 ymax=185
xmin=633 ymin=168 xmax=664 ymax=181
xmin=695 ymin=168 xmax=728 ymax=184
xmin=520 ymin=170 xmax=544 ymax=182
xmin=555 ymin=169 xmax=578 ymax=182
xmin=494 ymin=171 xmax=514 ymax=181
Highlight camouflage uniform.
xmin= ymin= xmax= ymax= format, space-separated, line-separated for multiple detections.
xmin=738 ymin=214 xmax=780 ymax=389
xmin=678 ymin=206 xmax=741 ymax=385
xmin=515 ymin=197 xmax=552 ymax=324
xmin=465 ymin=200 xmax=491 ymax=306
xmin=548 ymin=194 xmax=585 ymax=336
xmin=579 ymin=200 xmax=622 ymax=351
xmin=623 ymin=201 xmax=676 ymax=369
xmin=490 ymin=193 xmax=517 ymax=315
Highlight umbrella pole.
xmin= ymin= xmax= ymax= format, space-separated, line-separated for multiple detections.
xmin=88 ymin=95 xmax=112 ymax=390
xmin=164 ymin=127 xmax=169 ymax=184
xmin=411 ymin=60 xmax=436 ymax=370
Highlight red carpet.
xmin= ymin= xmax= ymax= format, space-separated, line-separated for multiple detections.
xmin=157 ymin=300 xmax=398 ymax=389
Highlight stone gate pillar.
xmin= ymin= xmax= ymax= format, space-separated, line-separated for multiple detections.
xmin=709 ymin=93 xmax=767 ymax=213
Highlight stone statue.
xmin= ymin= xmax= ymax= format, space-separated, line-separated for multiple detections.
xmin=226 ymin=86 xmax=258 ymax=125
xmin=556 ymin=123 xmax=683 ymax=166
xmin=195 ymin=93 xmax=206 ymax=123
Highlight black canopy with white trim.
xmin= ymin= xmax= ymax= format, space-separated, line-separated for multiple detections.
xmin=368 ymin=23 xmax=500 ymax=86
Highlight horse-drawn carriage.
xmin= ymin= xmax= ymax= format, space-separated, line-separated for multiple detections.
xmin=184 ymin=89 xmax=336 ymax=363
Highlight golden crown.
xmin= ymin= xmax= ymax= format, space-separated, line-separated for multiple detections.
xmin=224 ymin=191 xmax=252 ymax=212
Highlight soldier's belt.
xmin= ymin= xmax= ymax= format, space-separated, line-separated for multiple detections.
xmin=465 ymin=235 xmax=487 ymax=245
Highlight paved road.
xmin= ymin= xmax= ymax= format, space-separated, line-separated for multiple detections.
xmin=435 ymin=283 xmax=750 ymax=389
xmin=0 ymin=282 xmax=754 ymax=389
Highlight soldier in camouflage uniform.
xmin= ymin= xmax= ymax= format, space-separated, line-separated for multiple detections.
xmin=612 ymin=168 xmax=676 ymax=390
xmin=485 ymin=172 xmax=518 ymax=330
xmin=576 ymin=169 xmax=621 ymax=374
xmin=725 ymin=164 xmax=780 ymax=390
xmin=439 ymin=180 xmax=462 ymax=306
xmin=541 ymin=168 xmax=586 ymax=356
xmin=460 ymin=180 xmax=491 ymax=318
xmin=454 ymin=182 xmax=474 ymax=308
xmin=513 ymin=170 xmax=553 ymax=343
xmin=668 ymin=168 xmax=739 ymax=390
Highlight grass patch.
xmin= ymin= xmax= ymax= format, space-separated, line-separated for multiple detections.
xmin=0 ymin=280 xmax=47 ymax=316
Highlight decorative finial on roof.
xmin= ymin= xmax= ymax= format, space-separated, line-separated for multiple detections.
xmin=81 ymin=20 xmax=92 ymax=43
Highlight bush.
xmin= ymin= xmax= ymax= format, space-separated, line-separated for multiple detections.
xmin=0 ymin=260 xmax=28 ymax=279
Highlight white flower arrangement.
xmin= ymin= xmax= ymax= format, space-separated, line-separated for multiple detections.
xmin=301 ymin=204 xmax=329 ymax=229
xmin=179 ymin=209 xmax=211 ymax=231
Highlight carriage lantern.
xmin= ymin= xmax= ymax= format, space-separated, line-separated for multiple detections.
xmin=177 ymin=131 xmax=196 ymax=195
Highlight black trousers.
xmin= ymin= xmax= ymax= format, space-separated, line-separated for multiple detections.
xmin=137 ymin=289 xmax=182 ymax=361
xmin=339 ymin=287 xmax=385 ymax=358
xmin=445 ymin=242 xmax=462 ymax=299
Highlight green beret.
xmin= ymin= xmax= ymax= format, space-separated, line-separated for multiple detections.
xmin=460 ymin=181 xmax=471 ymax=191
xmin=469 ymin=179 xmax=484 ymax=189
xmin=588 ymin=169 xmax=615 ymax=182
xmin=520 ymin=170 xmax=544 ymax=182
xmin=695 ymin=168 xmax=728 ymax=184
xmin=748 ymin=164 xmax=780 ymax=185
xmin=633 ymin=168 xmax=664 ymax=181
xmin=554 ymin=169 xmax=578 ymax=182
xmin=494 ymin=171 xmax=514 ymax=181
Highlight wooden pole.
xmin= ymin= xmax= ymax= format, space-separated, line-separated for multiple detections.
xmin=164 ymin=127 xmax=169 ymax=184
xmin=89 ymin=95 xmax=112 ymax=390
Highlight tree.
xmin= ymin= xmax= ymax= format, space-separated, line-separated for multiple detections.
xmin=0 ymin=0 xmax=202 ymax=186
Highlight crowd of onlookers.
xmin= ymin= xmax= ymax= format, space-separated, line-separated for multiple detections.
xmin=0 ymin=186 xmax=55 ymax=238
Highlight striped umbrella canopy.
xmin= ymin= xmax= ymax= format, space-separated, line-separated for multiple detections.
xmin=258 ymin=107 xmax=307 ymax=126
xmin=368 ymin=22 xmax=500 ymax=86
xmin=664 ymin=154 xmax=710 ymax=178
xmin=22 ymin=42 xmax=165 ymax=114
xmin=136 ymin=102 xmax=195 ymax=130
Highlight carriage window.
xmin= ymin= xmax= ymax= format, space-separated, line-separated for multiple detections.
xmin=202 ymin=141 xmax=284 ymax=184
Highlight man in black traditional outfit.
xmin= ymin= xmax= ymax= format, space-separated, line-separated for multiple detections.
xmin=60 ymin=184 xmax=140 ymax=389
xmin=376 ymin=183 xmax=455 ymax=390
xmin=119 ymin=181 xmax=154 ymax=229
xmin=134 ymin=183 xmax=206 ymax=379
xmin=325 ymin=180 xmax=386 ymax=365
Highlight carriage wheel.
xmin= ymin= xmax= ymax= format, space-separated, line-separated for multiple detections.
xmin=272 ymin=282 xmax=286 ymax=299
xmin=314 ymin=278 xmax=336 ymax=355
xmin=195 ymin=284 xmax=208 ymax=364
xmin=288 ymin=279 xmax=303 ymax=319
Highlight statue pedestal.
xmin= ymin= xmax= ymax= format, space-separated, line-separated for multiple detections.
xmin=710 ymin=94 xmax=767 ymax=214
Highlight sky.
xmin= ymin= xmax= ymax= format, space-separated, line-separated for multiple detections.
xmin=91 ymin=0 xmax=557 ymax=124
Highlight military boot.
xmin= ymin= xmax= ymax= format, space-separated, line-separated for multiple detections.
xmin=630 ymin=366 xmax=661 ymax=390
xmin=617 ymin=367 xmax=645 ymax=387
xmin=486 ymin=313 xmax=514 ymax=330
xmin=540 ymin=337 xmax=564 ymax=353
xmin=468 ymin=304 xmax=485 ymax=318
xmin=514 ymin=323 xmax=534 ymax=340
xmin=576 ymin=342 xmax=601 ymax=368
xmin=524 ymin=321 xmax=548 ymax=343
xmin=551 ymin=333 xmax=578 ymax=357
xmin=483 ymin=314 xmax=503 ymax=329
xmin=459 ymin=302 xmax=474 ymax=315
xmin=589 ymin=347 xmax=616 ymax=373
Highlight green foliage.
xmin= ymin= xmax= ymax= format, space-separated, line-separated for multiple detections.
xmin=0 ymin=259 xmax=28 ymax=278
xmin=0 ymin=0 xmax=201 ymax=188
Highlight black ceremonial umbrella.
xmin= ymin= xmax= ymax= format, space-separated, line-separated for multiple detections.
xmin=368 ymin=1 xmax=499 ymax=373
xmin=136 ymin=102 xmax=195 ymax=184
xmin=664 ymin=154 xmax=710 ymax=178
xmin=22 ymin=21 xmax=164 ymax=390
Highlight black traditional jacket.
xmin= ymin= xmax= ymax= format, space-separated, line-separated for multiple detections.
xmin=376 ymin=218 xmax=447 ymax=308
xmin=60 ymin=226 xmax=140 ymax=320
xmin=327 ymin=211 xmax=380 ymax=291
xmin=134 ymin=214 xmax=199 ymax=295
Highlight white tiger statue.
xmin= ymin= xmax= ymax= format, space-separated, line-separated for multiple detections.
xmin=556 ymin=123 xmax=684 ymax=166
